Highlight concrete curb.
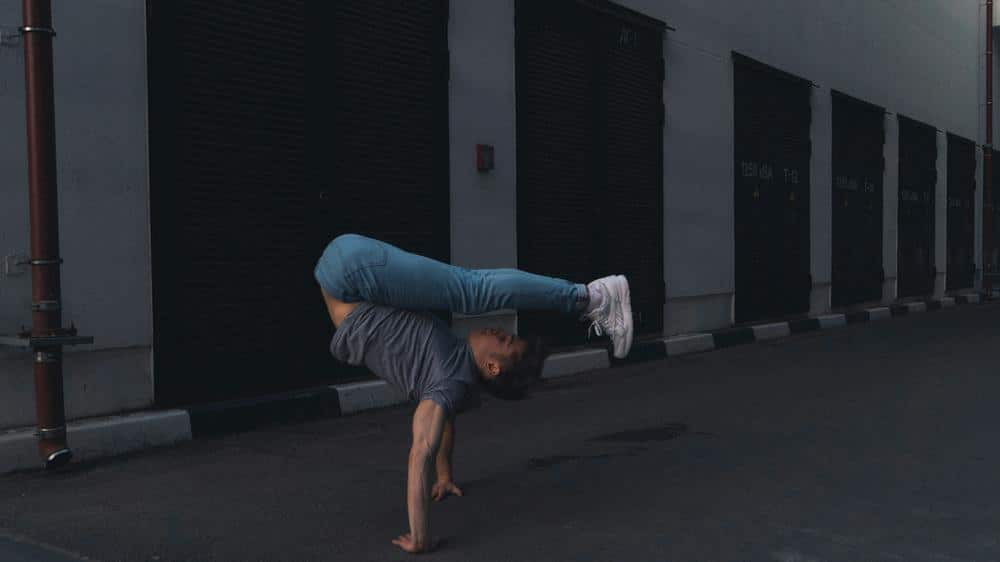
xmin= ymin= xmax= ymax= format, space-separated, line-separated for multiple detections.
xmin=1 ymin=292 xmax=990 ymax=475
xmin=1 ymin=410 xmax=190 ymax=475
xmin=752 ymin=322 xmax=792 ymax=341
xmin=663 ymin=334 xmax=715 ymax=356
xmin=335 ymin=380 xmax=406 ymax=415
xmin=542 ymin=348 xmax=610 ymax=379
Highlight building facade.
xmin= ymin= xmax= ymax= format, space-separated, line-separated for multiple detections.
xmin=0 ymin=0 xmax=992 ymax=427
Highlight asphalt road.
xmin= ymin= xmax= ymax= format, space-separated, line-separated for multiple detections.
xmin=1 ymin=302 xmax=999 ymax=562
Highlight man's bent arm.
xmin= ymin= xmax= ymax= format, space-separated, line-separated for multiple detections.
xmin=406 ymin=400 xmax=448 ymax=549
xmin=435 ymin=415 xmax=455 ymax=482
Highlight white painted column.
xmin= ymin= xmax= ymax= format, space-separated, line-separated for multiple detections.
xmin=810 ymin=86 xmax=833 ymax=315
xmin=882 ymin=115 xmax=900 ymax=303
xmin=448 ymin=0 xmax=518 ymax=337
xmin=661 ymin=34 xmax=735 ymax=335
xmin=934 ymin=130 xmax=947 ymax=298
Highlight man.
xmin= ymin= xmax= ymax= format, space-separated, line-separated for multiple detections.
xmin=314 ymin=234 xmax=633 ymax=554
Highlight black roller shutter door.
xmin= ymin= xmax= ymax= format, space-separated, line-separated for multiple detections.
xmin=600 ymin=7 xmax=666 ymax=336
xmin=897 ymin=115 xmax=937 ymax=299
xmin=946 ymin=133 xmax=976 ymax=291
xmin=516 ymin=1 xmax=665 ymax=347
xmin=733 ymin=54 xmax=812 ymax=324
xmin=148 ymin=1 xmax=449 ymax=407
xmin=831 ymin=91 xmax=885 ymax=308
xmin=148 ymin=1 xmax=318 ymax=407
xmin=318 ymin=0 xmax=450 ymax=260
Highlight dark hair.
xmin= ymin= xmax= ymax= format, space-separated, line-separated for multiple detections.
xmin=480 ymin=336 xmax=548 ymax=400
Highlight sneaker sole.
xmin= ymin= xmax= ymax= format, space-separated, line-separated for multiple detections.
xmin=614 ymin=275 xmax=633 ymax=358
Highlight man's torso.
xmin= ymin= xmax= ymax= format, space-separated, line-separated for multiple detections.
xmin=329 ymin=303 xmax=480 ymax=416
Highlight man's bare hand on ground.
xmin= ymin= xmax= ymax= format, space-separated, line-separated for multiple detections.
xmin=392 ymin=533 xmax=437 ymax=554
xmin=431 ymin=480 xmax=463 ymax=502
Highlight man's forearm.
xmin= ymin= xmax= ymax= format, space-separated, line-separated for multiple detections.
xmin=407 ymin=445 xmax=435 ymax=547
xmin=435 ymin=417 xmax=454 ymax=481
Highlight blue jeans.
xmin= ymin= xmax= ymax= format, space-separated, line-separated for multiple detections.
xmin=314 ymin=234 xmax=587 ymax=315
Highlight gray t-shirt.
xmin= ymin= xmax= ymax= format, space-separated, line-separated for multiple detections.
xmin=330 ymin=303 xmax=481 ymax=417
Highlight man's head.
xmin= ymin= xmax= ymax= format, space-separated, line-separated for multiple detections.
xmin=468 ymin=327 xmax=547 ymax=400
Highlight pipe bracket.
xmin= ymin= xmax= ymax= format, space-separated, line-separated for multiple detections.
xmin=18 ymin=26 xmax=56 ymax=37
xmin=16 ymin=258 xmax=63 ymax=266
xmin=34 ymin=426 xmax=66 ymax=440
xmin=31 ymin=300 xmax=61 ymax=312
xmin=35 ymin=351 xmax=60 ymax=363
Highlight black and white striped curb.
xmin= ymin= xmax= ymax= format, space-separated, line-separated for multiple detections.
xmin=545 ymin=294 xmax=985 ymax=375
xmin=0 ymin=293 xmax=989 ymax=474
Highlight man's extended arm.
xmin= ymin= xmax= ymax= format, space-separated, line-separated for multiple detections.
xmin=392 ymin=399 xmax=448 ymax=554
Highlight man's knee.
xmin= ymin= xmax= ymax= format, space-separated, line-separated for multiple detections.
xmin=329 ymin=234 xmax=388 ymax=274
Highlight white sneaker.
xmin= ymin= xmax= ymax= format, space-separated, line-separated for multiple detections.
xmin=585 ymin=275 xmax=633 ymax=359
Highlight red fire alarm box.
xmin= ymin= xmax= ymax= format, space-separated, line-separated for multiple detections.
xmin=476 ymin=144 xmax=494 ymax=172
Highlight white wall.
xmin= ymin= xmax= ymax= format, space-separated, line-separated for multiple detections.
xmin=0 ymin=1 xmax=151 ymax=429
xmin=449 ymin=0 xmax=985 ymax=336
xmin=810 ymin=85 xmax=833 ymax=314
xmin=1 ymin=1 xmax=979 ymax=427
xmin=448 ymin=0 xmax=519 ymax=337
xmin=883 ymin=115 xmax=900 ymax=303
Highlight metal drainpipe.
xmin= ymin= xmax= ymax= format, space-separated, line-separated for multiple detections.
xmin=986 ymin=0 xmax=994 ymax=294
xmin=21 ymin=0 xmax=71 ymax=469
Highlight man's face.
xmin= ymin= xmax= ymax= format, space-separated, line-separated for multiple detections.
xmin=479 ymin=327 xmax=528 ymax=369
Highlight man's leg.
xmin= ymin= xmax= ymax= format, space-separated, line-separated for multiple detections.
xmin=314 ymin=234 xmax=633 ymax=357
xmin=314 ymin=234 xmax=586 ymax=314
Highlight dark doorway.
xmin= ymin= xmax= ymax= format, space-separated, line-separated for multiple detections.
xmin=897 ymin=115 xmax=937 ymax=299
xmin=831 ymin=91 xmax=885 ymax=308
xmin=946 ymin=133 xmax=976 ymax=291
xmin=515 ymin=0 xmax=665 ymax=346
xmin=733 ymin=53 xmax=812 ymax=324
xmin=147 ymin=0 xmax=450 ymax=407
